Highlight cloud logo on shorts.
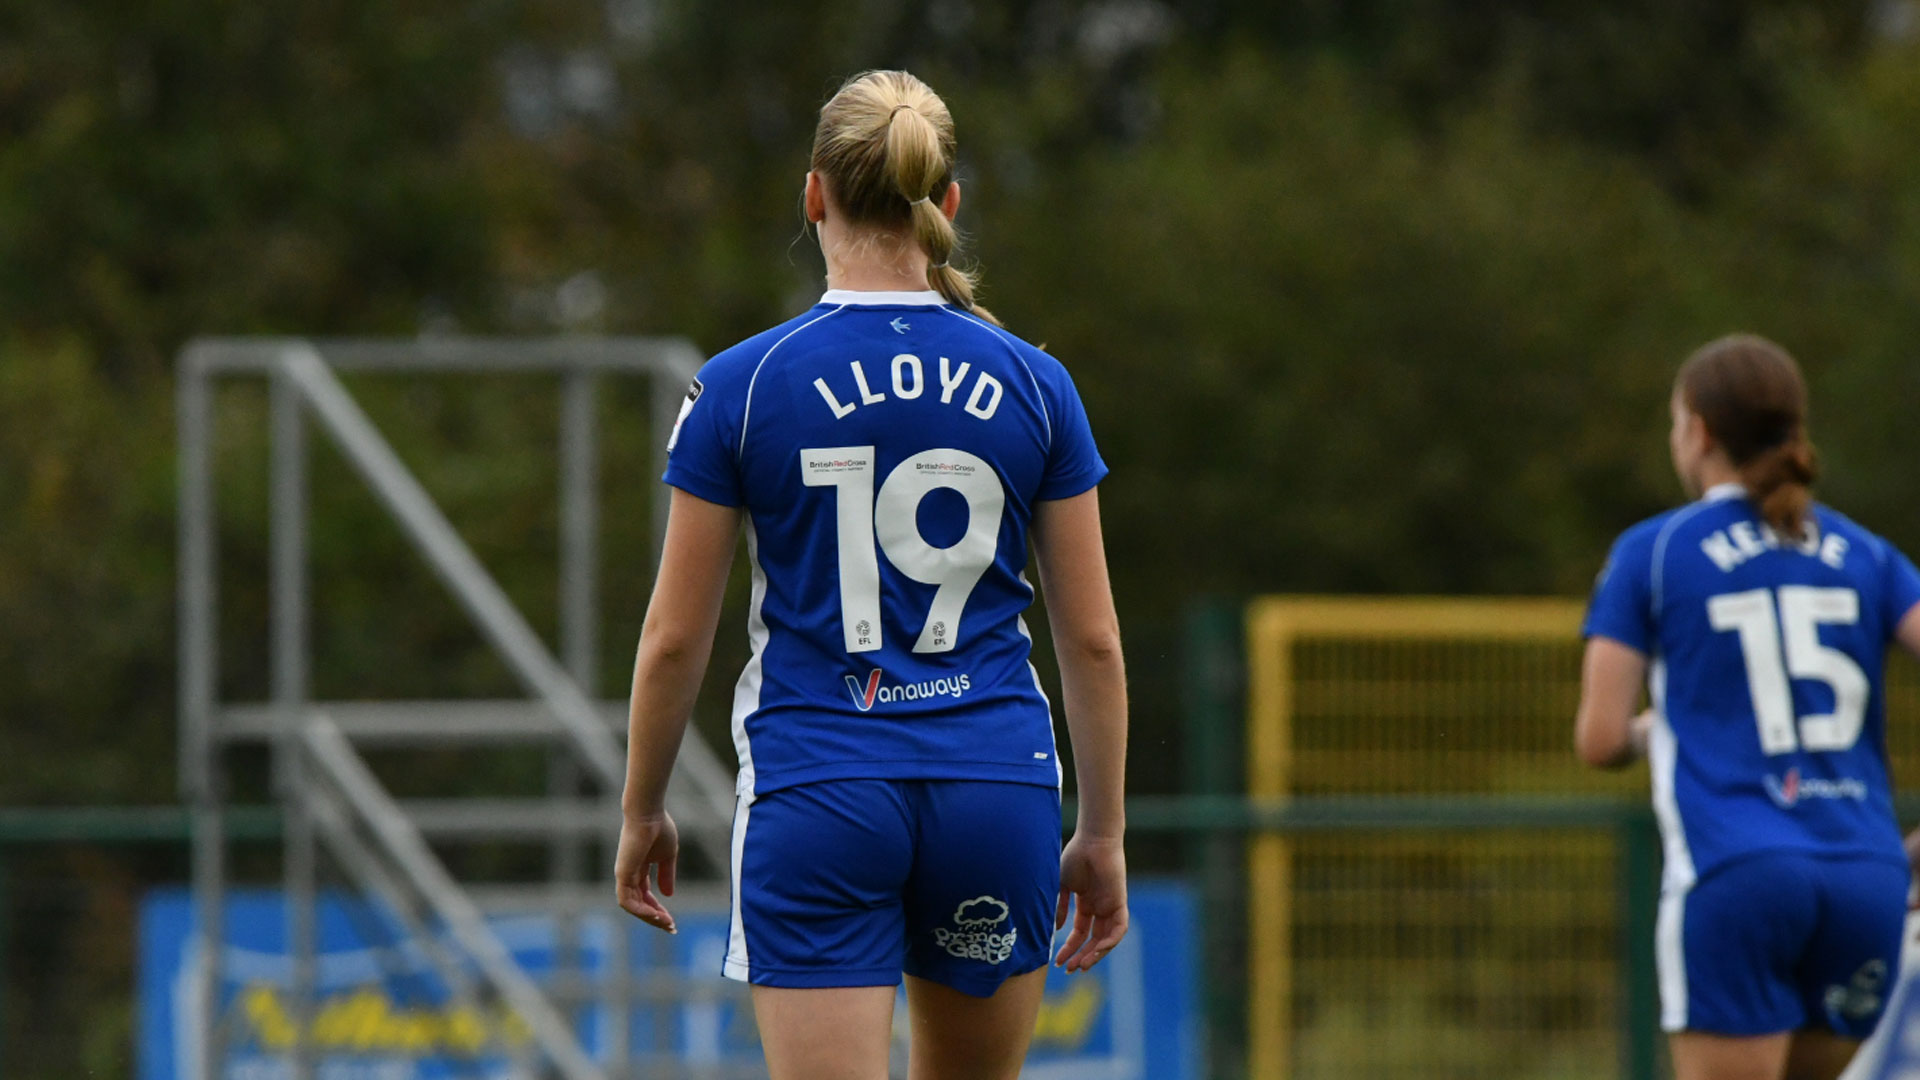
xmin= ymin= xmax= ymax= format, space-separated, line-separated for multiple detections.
xmin=955 ymin=897 xmax=1009 ymax=927
xmin=1825 ymin=959 xmax=1888 ymax=1025
xmin=934 ymin=895 xmax=1017 ymax=964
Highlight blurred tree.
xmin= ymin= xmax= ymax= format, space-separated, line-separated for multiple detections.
xmin=1187 ymin=0 xmax=1876 ymax=191
xmin=0 ymin=0 xmax=1916 ymax=803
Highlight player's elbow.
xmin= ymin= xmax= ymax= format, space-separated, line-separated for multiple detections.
xmin=1062 ymin=625 xmax=1124 ymax=667
xmin=638 ymin=624 xmax=700 ymax=670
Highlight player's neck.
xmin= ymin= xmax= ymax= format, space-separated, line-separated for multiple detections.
xmin=824 ymin=259 xmax=933 ymax=294
xmin=1694 ymin=458 xmax=1742 ymax=496
xmin=819 ymin=222 xmax=934 ymax=294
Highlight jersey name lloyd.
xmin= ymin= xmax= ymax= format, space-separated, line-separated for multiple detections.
xmin=813 ymin=354 xmax=1004 ymax=421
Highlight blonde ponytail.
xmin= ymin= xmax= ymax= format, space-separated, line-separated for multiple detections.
xmin=811 ymin=71 xmax=998 ymax=324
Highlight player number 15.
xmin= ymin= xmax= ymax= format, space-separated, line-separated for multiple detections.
xmin=1706 ymin=585 xmax=1868 ymax=754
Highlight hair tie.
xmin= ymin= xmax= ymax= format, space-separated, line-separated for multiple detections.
xmin=930 ymin=260 xmax=950 ymax=270
xmin=890 ymin=104 xmax=915 ymax=118
xmin=910 ymin=196 xmax=932 ymax=206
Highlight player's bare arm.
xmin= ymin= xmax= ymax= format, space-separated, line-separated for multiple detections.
xmin=1574 ymin=636 xmax=1651 ymax=769
xmin=1033 ymin=488 xmax=1129 ymax=973
xmin=616 ymin=488 xmax=741 ymax=934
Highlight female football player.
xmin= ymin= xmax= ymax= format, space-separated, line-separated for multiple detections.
xmin=613 ymin=70 xmax=1129 ymax=1080
xmin=1577 ymin=334 xmax=1920 ymax=1080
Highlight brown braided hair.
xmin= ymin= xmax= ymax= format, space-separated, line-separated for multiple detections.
xmin=1676 ymin=334 xmax=1819 ymax=539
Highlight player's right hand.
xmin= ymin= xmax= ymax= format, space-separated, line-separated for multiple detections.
xmin=1054 ymin=833 xmax=1128 ymax=973
xmin=615 ymin=811 xmax=679 ymax=934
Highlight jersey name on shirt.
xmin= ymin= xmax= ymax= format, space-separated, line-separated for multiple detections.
xmin=1584 ymin=485 xmax=1920 ymax=893
xmin=664 ymin=290 xmax=1108 ymax=798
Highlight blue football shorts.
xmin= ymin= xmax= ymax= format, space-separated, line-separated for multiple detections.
xmin=1659 ymin=851 xmax=1909 ymax=1038
xmin=722 ymin=778 xmax=1061 ymax=998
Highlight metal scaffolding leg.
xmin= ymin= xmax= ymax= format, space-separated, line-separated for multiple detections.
xmin=272 ymin=373 xmax=315 ymax=1080
xmin=556 ymin=368 xmax=599 ymax=1052
xmin=190 ymin=800 xmax=225 ymax=1080
xmin=178 ymin=356 xmax=224 ymax=1080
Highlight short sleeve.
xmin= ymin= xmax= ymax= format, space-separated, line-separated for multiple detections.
xmin=661 ymin=371 xmax=744 ymax=507
xmin=1035 ymin=362 xmax=1108 ymax=501
xmin=1583 ymin=530 xmax=1655 ymax=654
xmin=1879 ymin=538 xmax=1920 ymax=636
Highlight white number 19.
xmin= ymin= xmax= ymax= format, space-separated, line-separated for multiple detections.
xmin=1706 ymin=586 xmax=1868 ymax=754
xmin=802 ymin=445 xmax=1005 ymax=654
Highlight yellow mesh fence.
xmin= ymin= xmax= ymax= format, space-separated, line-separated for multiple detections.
xmin=1243 ymin=596 xmax=1920 ymax=1079
xmin=1288 ymin=831 xmax=1618 ymax=1080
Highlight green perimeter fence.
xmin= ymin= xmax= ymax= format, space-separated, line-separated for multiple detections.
xmin=0 ymin=796 xmax=1700 ymax=1080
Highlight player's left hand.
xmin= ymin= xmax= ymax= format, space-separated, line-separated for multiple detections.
xmin=1055 ymin=833 xmax=1128 ymax=973
xmin=615 ymin=811 xmax=679 ymax=934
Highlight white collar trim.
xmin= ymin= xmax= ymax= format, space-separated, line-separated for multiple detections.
xmin=1703 ymin=482 xmax=1746 ymax=502
xmin=820 ymin=289 xmax=948 ymax=307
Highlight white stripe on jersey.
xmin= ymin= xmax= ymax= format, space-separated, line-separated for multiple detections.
xmin=1650 ymin=500 xmax=1716 ymax=617
xmin=722 ymin=522 xmax=770 ymax=982
xmin=1647 ymin=660 xmax=1696 ymax=890
xmin=730 ymin=522 xmax=768 ymax=795
xmin=1647 ymin=659 xmax=1696 ymax=1029
xmin=1656 ymin=885 xmax=1689 ymax=1032
xmin=738 ymin=305 xmax=849 ymax=459
xmin=1013 ymin=571 xmax=1062 ymax=786
xmin=939 ymin=307 xmax=1053 ymax=449
xmin=723 ymin=793 xmax=754 ymax=982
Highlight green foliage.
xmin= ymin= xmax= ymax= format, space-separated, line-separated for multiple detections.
xmin=4 ymin=0 xmax=1920 ymax=801
xmin=967 ymin=40 xmax=1920 ymax=606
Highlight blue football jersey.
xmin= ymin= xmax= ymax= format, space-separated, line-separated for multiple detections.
xmin=664 ymin=289 xmax=1107 ymax=797
xmin=1585 ymin=483 xmax=1920 ymax=891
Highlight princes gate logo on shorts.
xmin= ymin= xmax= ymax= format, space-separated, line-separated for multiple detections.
xmin=1763 ymin=766 xmax=1869 ymax=809
xmin=934 ymin=896 xmax=1017 ymax=965
xmin=843 ymin=668 xmax=972 ymax=711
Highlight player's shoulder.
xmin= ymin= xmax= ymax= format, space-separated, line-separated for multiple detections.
xmin=1609 ymin=504 xmax=1695 ymax=561
xmin=1813 ymin=502 xmax=1881 ymax=545
xmin=932 ymin=307 xmax=1080 ymax=388
xmin=696 ymin=306 xmax=847 ymax=394
xmin=1812 ymin=503 xmax=1901 ymax=570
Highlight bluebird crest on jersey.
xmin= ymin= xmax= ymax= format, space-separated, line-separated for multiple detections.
xmin=934 ymin=896 xmax=1017 ymax=964
xmin=661 ymin=288 xmax=1106 ymax=796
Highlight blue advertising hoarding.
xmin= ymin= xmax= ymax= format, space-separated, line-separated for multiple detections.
xmin=138 ymin=882 xmax=1195 ymax=1079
